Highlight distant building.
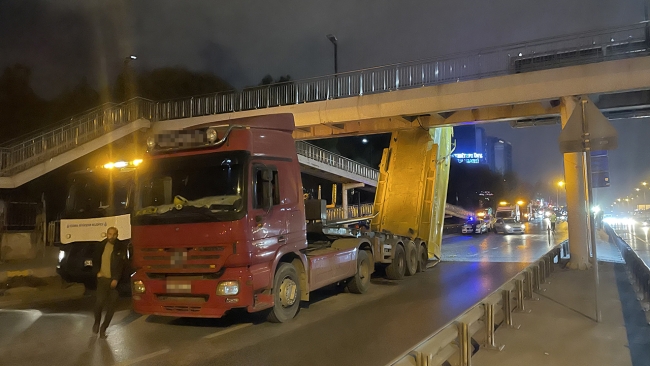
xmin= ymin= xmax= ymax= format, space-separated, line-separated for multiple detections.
xmin=486 ymin=137 xmax=513 ymax=174
xmin=452 ymin=125 xmax=487 ymax=165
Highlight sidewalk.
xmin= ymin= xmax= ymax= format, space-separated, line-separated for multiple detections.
xmin=473 ymin=237 xmax=650 ymax=366
xmin=0 ymin=245 xmax=59 ymax=282
xmin=0 ymin=245 xmax=85 ymax=308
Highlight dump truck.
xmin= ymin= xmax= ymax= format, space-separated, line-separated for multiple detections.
xmin=130 ymin=114 xmax=451 ymax=322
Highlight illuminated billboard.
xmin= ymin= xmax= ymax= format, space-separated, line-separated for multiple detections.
xmin=452 ymin=152 xmax=484 ymax=164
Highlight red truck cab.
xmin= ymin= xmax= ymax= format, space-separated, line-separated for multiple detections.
xmin=131 ymin=114 xmax=371 ymax=322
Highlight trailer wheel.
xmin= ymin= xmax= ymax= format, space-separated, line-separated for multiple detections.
xmin=385 ymin=244 xmax=406 ymax=280
xmin=417 ymin=244 xmax=428 ymax=273
xmin=405 ymin=241 xmax=418 ymax=276
xmin=267 ymin=263 xmax=301 ymax=323
xmin=347 ymin=250 xmax=371 ymax=294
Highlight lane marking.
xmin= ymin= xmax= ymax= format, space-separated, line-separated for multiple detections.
xmin=203 ymin=323 xmax=253 ymax=339
xmin=114 ymin=348 xmax=170 ymax=366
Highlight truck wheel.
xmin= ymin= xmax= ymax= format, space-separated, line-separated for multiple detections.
xmin=416 ymin=244 xmax=428 ymax=273
xmin=347 ymin=250 xmax=371 ymax=294
xmin=405 ymin=241 xmax=418 ymax=276
xmin=385 ymin=244 xmax=405 ymax=280
xmin=267 ymin=263 xmax=301 ymax=323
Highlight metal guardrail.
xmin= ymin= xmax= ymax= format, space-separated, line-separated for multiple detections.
xmin=0 ymin=98 xmax=155 ymax=176
xmin=390 ymin=241 xmax=567 ymax=366
xmin=2 ymin=23 xmax=648 ymax=177
xmin=295 ymin=141 xmax=379 ymax=182
xmin=605 ymin=224 xmax=650 ymax=321
xmin=326 ymin=203 xmax=374 ymax=222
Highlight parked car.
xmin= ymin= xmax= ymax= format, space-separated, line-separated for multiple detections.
xmin=462 ymin=218 xmax=488 ymax=234
xmin=494 ymin=218 xmax=525 ymax=234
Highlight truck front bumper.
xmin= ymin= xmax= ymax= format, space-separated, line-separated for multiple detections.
xmin=131 ymin=267 xmax=256 ymax=318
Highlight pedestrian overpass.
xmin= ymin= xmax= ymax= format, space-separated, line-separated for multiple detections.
xmin=1 ymin=23 xmax=649 ymax=188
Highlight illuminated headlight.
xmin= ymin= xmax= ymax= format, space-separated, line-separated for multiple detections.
xmin=521 ymin=225 xmax=526 ymax=229
xmin=217 ymin=281 xmax=239 ymax=296
xmin=505 ymin=225 xmax=512 ymax=229
xmin=133 ymin=280 xmax=146 ymax=294
xmin=206 ymin=128 xmax=218 ymax=143
xmin=58 ymin=250 xmax=65 ymax=262
xmin=146 ymin=136 xmax=156 ymax=148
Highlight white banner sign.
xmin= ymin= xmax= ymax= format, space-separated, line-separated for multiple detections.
xmin=60 ymin=214 xmax=131 ymax=244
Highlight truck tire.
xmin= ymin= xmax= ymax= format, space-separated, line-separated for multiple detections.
xmin=405 ymin=241 xmax=418 ymax=276
xmin=385 ymin=244 xmax=406 ymax=280
xmin=347 ymin=250 xmax=371 ymax=294
xmin=417 ymin=243 xmax=428 ymax=273
xmin=267 ymin=263 xmax=301 ymax=323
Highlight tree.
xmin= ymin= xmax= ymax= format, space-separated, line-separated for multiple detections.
xmin=46 ymin=77 xmax=100 ymax=122
xmin=0 ymin=64 xmax=47 ymax=142
xmin=136 ymin=67 xmax=233 ymax=101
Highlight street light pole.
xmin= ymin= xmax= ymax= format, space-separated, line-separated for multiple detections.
xmin=326 ymin=34 xmax=338 ymax=74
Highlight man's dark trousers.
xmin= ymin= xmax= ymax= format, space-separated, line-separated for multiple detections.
xmin=94 ymin=277 xmax=119 ymax=331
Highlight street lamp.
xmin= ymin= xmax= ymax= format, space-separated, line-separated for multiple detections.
xmin=326 ymin=34 xmax=338 ymax=74
xmin=556 ymin=181 xmax=565 ymax=206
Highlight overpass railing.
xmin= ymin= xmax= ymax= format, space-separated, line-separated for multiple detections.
xmin=0 ymin=98 xmax=155 ymax=176
xmin=296 ymin=141 xmax=379 ymax=182
xmin=1 ymin=23 xmax=648 ymax=177
xmin=390 ymin=241 xmax=566 ymax=366
xmin=151 ymin=23 xmax=648 ymax=120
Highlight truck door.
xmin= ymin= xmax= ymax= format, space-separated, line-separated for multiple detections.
xmin=250 ymin=164 xmax=288 ymax=263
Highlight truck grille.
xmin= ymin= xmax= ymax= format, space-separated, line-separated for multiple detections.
xmin=162 ymin=305 xmax=202 ymax=313
xmin=138 ymin=246 xmax=228 ymax=272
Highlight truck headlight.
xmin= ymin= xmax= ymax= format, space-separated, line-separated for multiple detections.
xmin=217 ymin=281 xmax=239 ymax=296
xmin=58 ymin=250 xmax=65 ymax=262
xmin=133 ymin=280 xmax=146 ymax=294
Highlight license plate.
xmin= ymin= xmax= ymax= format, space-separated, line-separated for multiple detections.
xmin=84 ymin=259 xmax=93 ymax=267
xmin=166 ymin=280 xmax=192 ymax=293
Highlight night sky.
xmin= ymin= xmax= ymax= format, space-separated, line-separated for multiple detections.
xmin=0 ymin=0 xmax=647 ymax=210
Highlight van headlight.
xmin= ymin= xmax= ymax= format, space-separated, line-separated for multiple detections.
xmin=133 ymin=280 xmax=146 ymax=294
xmin=58 ymin=250 xmax=65 ymax=262
xmin=505 ymin=225 xmax=512 ymax=229
xmin=217 ymin=281 xmax=239 ymax=295
xmin=521 ymin=224 xmax=525 ymax=229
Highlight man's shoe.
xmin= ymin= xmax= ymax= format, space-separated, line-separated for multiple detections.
xmin=92 ymin=322 xmax=100 ymax=334
xmin=99 ymin=329 xmax=107 ymax=339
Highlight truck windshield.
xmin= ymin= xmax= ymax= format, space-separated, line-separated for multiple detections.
xmin=64 ymin=171 xmax=132 ymax=218
xmin=133 ymin=152 xmax=247 ymax=225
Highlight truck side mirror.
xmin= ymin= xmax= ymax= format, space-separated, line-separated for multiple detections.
xmin=261 ymin=171 xmax=273 ymax=211
xmin=262 ymin=183 xmax=273 ymax=211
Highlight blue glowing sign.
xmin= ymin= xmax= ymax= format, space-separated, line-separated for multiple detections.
xmin=453 ymin=152 xmax=484 ymax=164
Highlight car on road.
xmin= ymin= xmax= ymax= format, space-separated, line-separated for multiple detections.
xmin=494 ymin=218 xmax=526 ymax=234
xmin=462 ymin=218 xmax=488 ymax=234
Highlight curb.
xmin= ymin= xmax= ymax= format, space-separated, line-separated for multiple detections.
xmin=0 ymin=267 xmax=58 ymax=283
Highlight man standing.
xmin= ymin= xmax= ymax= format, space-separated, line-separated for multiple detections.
xmin=92 ymin=227 xmax=128 ymax=338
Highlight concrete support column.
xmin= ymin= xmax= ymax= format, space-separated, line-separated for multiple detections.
xmin=561 ymin=96 xmax=591 ymax=270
